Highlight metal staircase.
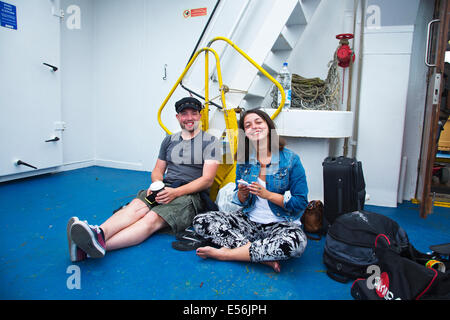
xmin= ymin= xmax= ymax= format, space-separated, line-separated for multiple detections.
xmin=183 ymin=0 xmax=321 ymax=114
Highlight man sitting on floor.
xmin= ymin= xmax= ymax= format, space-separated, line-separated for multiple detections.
xmin=67 ymin=97 xmax=220 ymax=261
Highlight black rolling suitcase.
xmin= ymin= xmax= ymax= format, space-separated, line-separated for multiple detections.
xmin=322 ymin=156 xmax=366 ymax=225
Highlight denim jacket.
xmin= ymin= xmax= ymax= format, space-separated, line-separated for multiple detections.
xmin=231 ymin=148 xmax=309 ymax=222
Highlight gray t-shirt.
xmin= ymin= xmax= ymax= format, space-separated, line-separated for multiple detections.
xmin=158 ymin=131 xmax=221 ymax=186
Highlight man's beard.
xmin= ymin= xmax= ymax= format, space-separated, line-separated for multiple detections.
xmin=181 ymin=121 xmax=200 ymax=132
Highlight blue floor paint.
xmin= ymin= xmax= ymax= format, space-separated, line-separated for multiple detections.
xmin=0 ymin=166 xmax=449 ymax=300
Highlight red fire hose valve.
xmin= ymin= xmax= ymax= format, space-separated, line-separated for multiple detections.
xmin=336 ymin=33 xmax=355 ymax=68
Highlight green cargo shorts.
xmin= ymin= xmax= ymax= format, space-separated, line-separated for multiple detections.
xmin=136 ymin=190 xmax=205 ymax=234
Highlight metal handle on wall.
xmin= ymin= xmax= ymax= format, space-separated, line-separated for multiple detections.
xmin=45 ymin=137 xmax=60 ymax=142
xmin=425 ymin=19 xmax=440 ymax=67
xmin=163 ymin=64 xmax=167 ymax=80
xmin=15 ymin=160 xmax=38 ymax=170
xmin=43 ymin=63 xmax=58 ymax=72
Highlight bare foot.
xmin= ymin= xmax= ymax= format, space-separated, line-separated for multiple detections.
xmin=196 ymin=246 xmax=281 ymax=273
xmin=261 ymin=261 xmax=281 ymax=273
xmin=196 ymin=246 xmax=229 ymax=260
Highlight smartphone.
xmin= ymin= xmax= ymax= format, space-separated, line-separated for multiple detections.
xmin=145 ymin=193 xmax=158 ymax=206
xmin=237 ymin=179 xmax=250 ymax=186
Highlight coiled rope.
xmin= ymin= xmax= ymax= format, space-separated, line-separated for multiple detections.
xmin=271 ymin=53 xmax=341 ymax=110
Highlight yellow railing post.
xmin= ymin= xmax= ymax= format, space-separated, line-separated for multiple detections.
xmin=202 ymin=51 xmax=210 ymax=132
xmin=207 ymin=36 xmax=285 ymax=120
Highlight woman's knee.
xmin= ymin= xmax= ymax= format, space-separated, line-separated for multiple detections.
xmin=250 ymin=228 xmax=307 ymax=261
xmin=289 ymin=229 xmax=307 ymax=258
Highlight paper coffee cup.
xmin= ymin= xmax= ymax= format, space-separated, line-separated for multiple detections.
xmin=145 ymin=181 xmax=165 ymax=207
xmin=150 ymin=181 xmax=165 ymax=193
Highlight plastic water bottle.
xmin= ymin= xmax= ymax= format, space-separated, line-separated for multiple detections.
xmin=277 ymin=62 xmax=292 ymax=109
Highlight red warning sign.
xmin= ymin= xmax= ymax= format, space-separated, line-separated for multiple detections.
xmin=183 ymin=7 xmax=207 ymax=18
xmin=191 ymin=8 xmax=207 ymax=17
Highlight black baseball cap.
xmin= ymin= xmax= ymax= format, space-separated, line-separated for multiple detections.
xmin=175 ymin=97 xmax=203 ymax=113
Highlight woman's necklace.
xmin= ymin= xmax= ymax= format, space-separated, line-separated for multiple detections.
xmin=258 ymin=153 xmax=271 ymax=180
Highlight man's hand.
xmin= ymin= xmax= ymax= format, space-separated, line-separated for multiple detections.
xmin=154 ymin=187 xmax=179 ymax=205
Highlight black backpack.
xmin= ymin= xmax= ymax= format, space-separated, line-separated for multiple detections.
xmin=323 ymin=210 xmax=412 ymax=283
xmin=351 ymin=239 xmax=450 ymax=300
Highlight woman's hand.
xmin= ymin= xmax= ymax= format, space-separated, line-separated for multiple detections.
xmin=248 ymin=182 xmax=285 ymax=208
xmin=237 ymin=183 xmax=250 ymax=203
xmin=248 ymin=182 xmax=270 ymax=199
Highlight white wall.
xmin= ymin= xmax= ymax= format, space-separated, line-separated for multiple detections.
xmin=355 ymin=0 xmax=420 ymax=207
xmin=60 ymin=0 xmax=217 ymax=173
xmin=61 ymin=0 xmax=95 ymax=168
xmin=141 ymin=0 xmax=219 ymax=170
xmin=92 ymin=0 xmax=218 ymax=172
xmin=91 ymin=0 xmax=148 ymax=170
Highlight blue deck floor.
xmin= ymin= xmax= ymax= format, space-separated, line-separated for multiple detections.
xmin=0 ymin=166 xmax=449 ymax=300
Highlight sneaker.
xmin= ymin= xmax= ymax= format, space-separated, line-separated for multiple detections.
xmin=70 ymin=220 xmax=106 ymax=258
xmin=67 ymin=217 xmax=87 ymax=262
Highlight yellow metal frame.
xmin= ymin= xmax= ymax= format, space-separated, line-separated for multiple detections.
xmin=156 ymin=37 xmax=286 ymax=199
xmin=157 ymin=36 xmax=286 ymax=135
xmin=206 ymin=36 xmax=286 ymax=120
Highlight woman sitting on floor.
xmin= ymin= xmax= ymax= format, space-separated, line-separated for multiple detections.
xmin=193 ymin=109 xmax=309 ymax=272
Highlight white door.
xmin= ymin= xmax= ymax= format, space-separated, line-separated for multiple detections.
xmin=0 ymin=0 xmax=62 ymax=178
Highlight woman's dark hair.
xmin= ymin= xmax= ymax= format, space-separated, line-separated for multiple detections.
xmin=236 ymin=109 xmax=286 ymax=163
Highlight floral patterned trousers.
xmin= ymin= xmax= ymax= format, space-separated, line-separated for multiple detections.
xmin=193 ymin=210 xmax=307 ymax=262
